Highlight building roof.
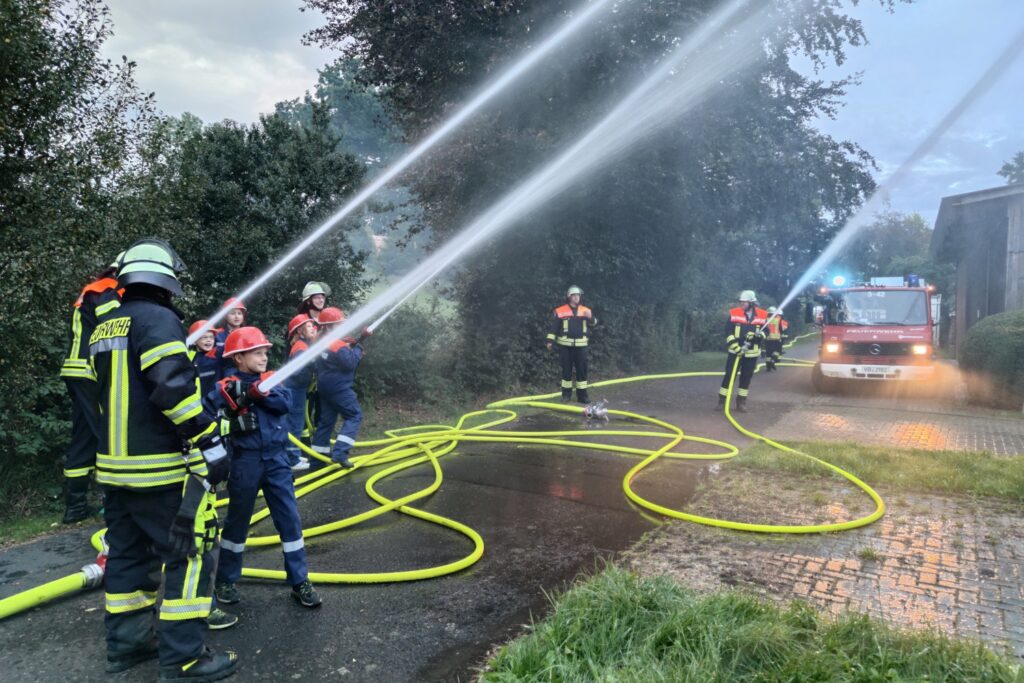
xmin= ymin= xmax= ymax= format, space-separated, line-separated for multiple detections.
xmin=930 ymin=182 xmax=1024 ymax=261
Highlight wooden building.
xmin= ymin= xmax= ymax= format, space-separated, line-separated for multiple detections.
xmin=930 ymin=182 xmax=1024 ymax=354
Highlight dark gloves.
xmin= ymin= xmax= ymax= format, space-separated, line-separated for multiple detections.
xmin=358 ymin=327 xmax=373 ymax=342
xmin=196 ymin=432 xmax=229 ymax=486
xmin=167 ymin=474 xmax=209 ymax=558
xmin=228 ymin=412 xmax=257 ymax=434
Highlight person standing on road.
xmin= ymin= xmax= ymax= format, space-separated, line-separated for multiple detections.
xmin=763 ymin=306 xmax=788 ymax=372
xmin=90 ymin=238 xmax=238 ymax=681
xmin=546 ymin=285 xmax=595 ymax=403
xmin=716 ymin=290 xmax=768 ymax=413
xmin=58 ymin=253 xmax=123 ymax=523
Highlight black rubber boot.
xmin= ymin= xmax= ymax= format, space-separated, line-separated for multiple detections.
xmin=714 ymin=395 xmax=726 ymax=411
xmin=62 ymin=478 xmax=94 ymax=524
xmin=561 ymin=390 xmax=573 ymax=403
xmin=576 ymin=390 xmax=590 ymax=404
xmin=107 ymin=638 xmax=158 ymax=673
xmin=736 ymin=397 xmax=748 ymax=413
xmin=159 ymin=648 xmax=238 ymax=682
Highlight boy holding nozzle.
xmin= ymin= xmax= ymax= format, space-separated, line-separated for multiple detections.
xmin=206 ymin=326 xmax=322 ymax=609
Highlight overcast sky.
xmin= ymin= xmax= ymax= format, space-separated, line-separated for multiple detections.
xmin=102 ymin=0 xmax=1024 ymax=225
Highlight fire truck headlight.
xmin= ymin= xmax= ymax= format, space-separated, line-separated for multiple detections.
xmin=912 ymin=344 xmax=930 ymax=356
xmin=824 ymin=342 xmax=841 ymax=354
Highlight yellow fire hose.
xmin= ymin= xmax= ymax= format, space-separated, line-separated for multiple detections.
xmin=1 ymin=332 xmax=883 ymax=618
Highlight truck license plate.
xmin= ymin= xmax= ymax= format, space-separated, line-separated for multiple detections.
xmin=861 ymin=366 xmax=890 ymax=374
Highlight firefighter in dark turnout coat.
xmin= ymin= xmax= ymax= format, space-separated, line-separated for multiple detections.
xmin=546 ymin=285 xmax=595 ymax=403
xmin=90 ymin=238 xmax=238 ymax=681
xmin=716 ymin=290 xmax=769 ymax=413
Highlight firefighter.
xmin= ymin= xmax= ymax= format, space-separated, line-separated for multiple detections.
xmin=90 ymin=238 xmax=238 ymax=680
xmin=545 ymin=285 xmax=595 ymax=403
xmin=208 ymin=327 xmax=322 ymax=608
xmin=284 ymin=313 xmax=318 ymax=471
xmin=763 ymin=306 xmax=788 ymax=372
xmin=716 ymin=290 xmax=768 ymax=413
xmin=214 ymin=298 xmax=247 ymax=379
xmin=297 ymin=281 xmax=331 ymax=323
xmin=59 ymin=254 xmax=123 ymax=523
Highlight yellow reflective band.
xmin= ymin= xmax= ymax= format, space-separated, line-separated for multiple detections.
xmin=164 ymin=392 xmax=202 ymax=425
xmin=555 ymin=337 xmax=588 ymax=347
xmin=94 ymin=299 xmax=121 ymax=317
xmin=183 ymin=554 xmax=203 ymax=600
xmin=545 ymin=333 xmax=556 ymax=340
xmin=560 ymin=380 xmax=574 ymax=388
xmin=159 ymin=597 xmax=212 ymax=621
xmin=575 ymin=381 xmax=589 ymax=389
xmin=105 ymin=590 xmax=157 ymax=614
xmin=95 ymin=452 xmax=206 ymax=488
xmin=63 ymin=466 xmax=94 ymax=479
xmin=140 ymin=341 xmax=188 ymax=371
xmin=59 ymin=363 xmax=97 ymax=381
xmin=109 ymin=349 xmax=129 ymax=458
xmin=90 ymin=316 xmax=131 ymax=346
xmin=67 ymin=308 xmax=84 ymax=363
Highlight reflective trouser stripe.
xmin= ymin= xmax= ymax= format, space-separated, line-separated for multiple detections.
xmin=737 ymin=388 xmax=749 ymax=397
xmin=221 ymin=538 xmax=245 ymax=553
xmin=719 ymin=387 xmax=729 ymax=397
xmin=335 ymin=434 xmax=355 ymax=446
xmin=64 ymin=466 xmax=94 ymax=478
xmin=183 ymin=554 xmax=201 ymax=600
xmin=106 ymin=590 xmax=158 ymax=614
xmin=575 ymin=381 xmax=589 ymax=389
xmin=281 ymin=538 xmax=305 ymax=553
xmin=561 ymin=380 xmax=574 ymax=389
xmin=556 ymin=338 xmax=588 ymax=347
xmin=159 ymin=597 xmax=212 ymax=621
xmin=312 ymin=445 xmax=331 ymax=454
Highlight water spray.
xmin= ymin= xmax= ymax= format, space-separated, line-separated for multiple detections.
xmin=260 ymin=0 xmax=774 ymax=392
xmin=773 ymin=26 xmax=1024 ymax=318
xmin=186 ymin=0 xmax=618 ymax=346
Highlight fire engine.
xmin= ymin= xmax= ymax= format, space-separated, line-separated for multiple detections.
xmin=810 ymin=276 xmax=938 ymax=392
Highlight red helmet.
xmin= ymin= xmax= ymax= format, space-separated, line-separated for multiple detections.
xmin=318 ymin=307 xmax=346 ymax=325
xmin=223 ymin=326 xmax=272 ymax=357
xmin=223 ymin=297 xmax=247 ymax=312
xmin=287 ymin=313 xmax=314 ymax=338
xmin=188 ymin=320 xmax=209 ymax=337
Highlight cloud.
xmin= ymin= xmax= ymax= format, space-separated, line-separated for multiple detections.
xmin=101 ymin=0 xmax=334 ymax=123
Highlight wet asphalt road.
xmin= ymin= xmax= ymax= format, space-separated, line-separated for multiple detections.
xmin=0 ymin=346 xmax=818 ymax=682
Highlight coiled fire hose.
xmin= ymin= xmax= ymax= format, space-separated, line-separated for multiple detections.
xmin=0 ymin=333 xmax=883 ymax=618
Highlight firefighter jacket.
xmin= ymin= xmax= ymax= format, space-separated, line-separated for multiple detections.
xmin=61 ymin=277 xmax=122 ymax=381
xmin=546 ymin=304 xmax=595 ymax=347
xmin=725 ymin=306 xmax=769 ymax=358
xmin=765 ymin=316 xmax=789 ymax=341
xmin=316 ymin=340 xmax=363 ymax=393
xmin=89 ymin=293 xmax=214 ymax=489
xmin=204 ymin=371 xmax=292 ymax=457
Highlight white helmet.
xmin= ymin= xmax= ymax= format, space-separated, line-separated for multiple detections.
xmin=767 ymin=306 xmax=777 ymax=314
xmin=738 ymin=290 xmax=757 ymax=303
xmin=302 ymin=281 xmax=332 ymax=300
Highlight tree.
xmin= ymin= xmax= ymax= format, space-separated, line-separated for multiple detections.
xmin=302 ymin=0 xmax=890 ymax=387
xmin=997 ymin=151 xmax=1024 ymax=184
xmin=0 ymin=0 xmax=155 ymax=507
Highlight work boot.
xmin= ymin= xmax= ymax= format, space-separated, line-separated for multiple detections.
xmin=332 ymin=454 xmax=354 ymax=469
xmin=62 ymin=478 xmax=94 ymax=524
xmin=158 ymin=648 xmax=238 ymax=682
xmin=106 ymin=638 xmax=158 ymax=673
xmin=576 ymin=390 xmax=590 ymax=404
xmin=214 ymin=582 xmax=240 ymax=605
xmin=561 ymin=391 xmax=573 ymax=403
xmin=714 ymin=395 xmax=726 ymax=411
xmin=291 ymin=580 xmax=322 ymax=608
xmin=206 ymin=607 xmax=238 ymax=631
xmin=736 ymin=397 xmax=748 ymax=413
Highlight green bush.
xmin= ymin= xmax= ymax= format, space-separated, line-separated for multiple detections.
xmin=959 ymin=310 xmax=1024 ymax=408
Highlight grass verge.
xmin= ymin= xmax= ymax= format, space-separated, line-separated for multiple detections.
xmin=482 ymin=566 xmax=1021 ymax=682
xmin=739 ymin=441 xmax=1024 ymax=502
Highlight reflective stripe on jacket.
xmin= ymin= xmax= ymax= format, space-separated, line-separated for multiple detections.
xmin=90 ymin=295 xmax=213 ymax=489
xmin=725 ymin=306 xmax=769 ymax=358
xmin=61 ymin=277 xmax=122 ymax=381
xmin=546 ymin=304 xmax=594 ymax=347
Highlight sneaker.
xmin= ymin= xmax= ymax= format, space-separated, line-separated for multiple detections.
xmin=291 ymin=456 xmax=310 ymax=472
xmin=158 ymin=647 xmax=238 ymax=681
xmin=214 ymin=581 xmax=240 ymax=605
xmin=206 ymin=607 xmax=238 ymax=630
xmin=291 ymin=580 xmax=322 ymax=608
xmin=106 ymin=639 xmax=158 ymax=673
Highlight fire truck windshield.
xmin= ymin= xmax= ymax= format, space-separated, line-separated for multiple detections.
xmin=827 ymin=290 xmax=928 ymax=326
